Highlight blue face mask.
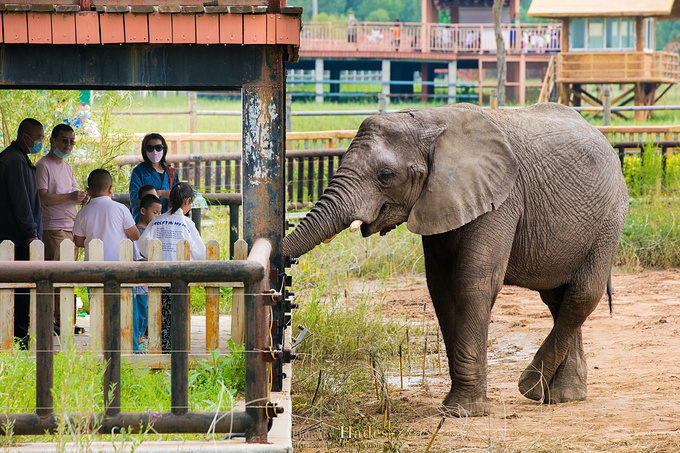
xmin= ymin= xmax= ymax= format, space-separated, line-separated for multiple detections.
xmin=29 ymin=141 xmax=42 ymax=154
xmin=53 ymin=148 xmax=71 ymax=159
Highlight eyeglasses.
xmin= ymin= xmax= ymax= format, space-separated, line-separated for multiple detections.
xmin=145 ymin=144 xmax=165 ymax=152
xmin=59 ymin=138 xmax=76 ymax=146
xmin=26 ymin=132 xmax=45 ymax=142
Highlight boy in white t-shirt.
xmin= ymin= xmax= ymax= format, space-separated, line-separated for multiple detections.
xmin=73 ymin=169 xmax=139 ymax=261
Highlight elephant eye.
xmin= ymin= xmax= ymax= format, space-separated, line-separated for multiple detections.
xmin=378 ymin=169 xmax=394 ymax=185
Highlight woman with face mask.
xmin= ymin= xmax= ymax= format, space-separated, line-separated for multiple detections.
xmin=128 ymin=133 xmax=179 ymax=223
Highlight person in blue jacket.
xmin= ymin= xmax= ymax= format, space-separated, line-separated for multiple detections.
xmin=0 ymin=118 xmax=44 ymax=348
xmin=128 ymin=133 xmax=179 ymax=223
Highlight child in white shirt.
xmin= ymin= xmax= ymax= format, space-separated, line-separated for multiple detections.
xmin=138 ymin=182 xmax=205 ymax=351
xmin=74 ymin=169 xmax=139 ymax=261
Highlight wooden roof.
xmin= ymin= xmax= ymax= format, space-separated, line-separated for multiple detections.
xmin=528 ymin=0 xmax=680 ymax=19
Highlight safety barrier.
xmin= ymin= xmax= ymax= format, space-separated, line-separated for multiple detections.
xmin=0 ymin=237 xmax=278 ymax=441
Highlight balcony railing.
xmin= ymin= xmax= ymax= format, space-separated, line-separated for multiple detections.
xmin=300 ymin=21 xmax=561 ymax=54
xmin=557 ymin=51 xmax=680 ymax=84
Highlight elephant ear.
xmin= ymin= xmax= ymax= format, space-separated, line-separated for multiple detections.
xmin=407 ymin=108 xmax=518 ymax=236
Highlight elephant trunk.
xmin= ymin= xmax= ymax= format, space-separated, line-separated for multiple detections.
xmin=282 ymin=173 xmax=360 ymax=258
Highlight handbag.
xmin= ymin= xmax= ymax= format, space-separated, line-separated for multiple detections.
xmin=167 ymin=165 xmax=176 ymax=187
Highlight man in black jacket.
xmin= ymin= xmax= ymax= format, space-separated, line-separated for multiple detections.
xmin=0 ymin=118 xmax=44 ymax=348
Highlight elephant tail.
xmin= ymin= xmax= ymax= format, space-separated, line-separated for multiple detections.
xmin=607 ymin=275 xmax=613 ymax=316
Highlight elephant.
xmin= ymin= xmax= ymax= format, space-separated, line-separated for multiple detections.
xmin=282 ymin=103 xmax=629 ymax=416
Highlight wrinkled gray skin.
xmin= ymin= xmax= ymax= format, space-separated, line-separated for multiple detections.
xmin=283 ymin=103 xmax=629 ymax=416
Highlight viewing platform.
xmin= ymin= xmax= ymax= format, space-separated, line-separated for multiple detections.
xmin=300 ymin=21 xmax=561 ymax=60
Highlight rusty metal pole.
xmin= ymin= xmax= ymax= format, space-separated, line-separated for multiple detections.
xmin=242 ymin=46 xmax=287 ymax=392
xmin=171 ymin=280 xmax=189 ymax=416
xmin=103 ymin=280 xmax=121 ymax=416
xmin=35 ymin=280 xmax=53 ymax=416
xmin=244 ymin=239 xmax=272 ymax=443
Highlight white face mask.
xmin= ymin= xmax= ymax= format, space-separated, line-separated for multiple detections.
xmin=147 ymin=150 xmax=163 ymax=164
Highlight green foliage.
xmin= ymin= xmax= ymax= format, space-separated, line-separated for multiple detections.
xmin=656 ymin=20 xmax=680 ymax=50
xmin=0 ymin=90 xmax=80 ymax=148
xmin=78 ymin=91 xmax=136 ymax=193
xmin=617 ymin=149 xmax=680 ymax=269
xmin=519 ymin=0 xmax=552 ymax=24
xmin=0 ymin=339 xmax=245 ymax=443
xmin=366 ymin=8 xmax=391 ymax=22
xmin=289 ymin=223 xmax=424 ymax=293
xmin=190 ymin=341 xmax=246 ymax=397
xmin=312 ymin=12 xmax=347 ymax=22
xmin=355 ymin=0 xmax=402 ymax=21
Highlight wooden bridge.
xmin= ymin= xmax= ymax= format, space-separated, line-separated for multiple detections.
xmin=300 ymin=20 xmax=560 ymax=59
xmin=294 ymin=20 xmax=559 ymax=104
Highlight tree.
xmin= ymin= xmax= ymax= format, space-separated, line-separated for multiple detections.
xmin=354 ymin=0 xmax=403 ymax=21
xmin=493 ymin=0 xmax=506 ymax=106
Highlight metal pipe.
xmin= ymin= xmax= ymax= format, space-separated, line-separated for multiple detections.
xmin=171 ymin=280 xmax=189 ymax=416
xmin=230 ymin=204 xmax=240 ymax=260
xmin=244 ymin=240 xmax=271 ymax=443
xmin=35 ymin=280 xmax=53 ymax=417
xmin=0 ymin=411 xmax=253 ymax=436
xmin=0 ymin=261 xmax=265 ymax=284
xmin=103 ymin=280 xmax=121 ymax=416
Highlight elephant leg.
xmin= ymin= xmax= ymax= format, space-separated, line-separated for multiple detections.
xmin=520 ymin=287 xmax=588 ymax=403
xmin=518 ymin=278 xmax=602 ymax=403
xmin=423 ymin=232 xmax=507 ymax=417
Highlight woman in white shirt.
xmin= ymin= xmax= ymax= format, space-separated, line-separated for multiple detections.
xmin=138 ymin=182 xmax=206 ymax=352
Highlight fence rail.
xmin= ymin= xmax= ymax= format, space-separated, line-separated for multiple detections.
xmin=113 ymin=128 xmax=680 ymax=200
xmin=0 ymin=237 xmax=277 ymax=441
xmin=301 ymin=21 xmax=561 ymax=55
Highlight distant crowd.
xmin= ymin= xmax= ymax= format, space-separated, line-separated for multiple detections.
xmin=0 ymin=118 xmax=204 ymax=352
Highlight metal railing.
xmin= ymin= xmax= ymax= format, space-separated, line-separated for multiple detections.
xmin=301 ymin=21 xmax=561 ymax=55
xmin=0 ymin=238 xmax=279 ymax=442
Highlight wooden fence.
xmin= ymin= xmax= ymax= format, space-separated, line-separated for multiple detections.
xmin=0 ymin=238 xmax=246 ymax=364
xmin=114 ymin=127 xmax=680 ymax=207
xmin=118 ymin=131 xmax=356 ymax=207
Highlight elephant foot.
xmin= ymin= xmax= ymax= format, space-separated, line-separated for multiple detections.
xmin=519 ymin=365 xmax=587 ymax=404
xmin=442 ymin=391 xmax=489 ymax=417
xmin=547 ymin=361 xmax=587 ymax=402
xmin=518 ymin=367 xmax=551 ymax=403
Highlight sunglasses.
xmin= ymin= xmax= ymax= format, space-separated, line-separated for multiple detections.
xmin=145 ymin=144 xmax=165 ymax=152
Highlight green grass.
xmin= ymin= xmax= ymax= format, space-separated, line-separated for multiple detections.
xmin=0 ymin=339 xmax=245 ymax=446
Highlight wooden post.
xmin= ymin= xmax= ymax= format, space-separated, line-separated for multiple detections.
xmin=59 ymin=239 xmax=76 ymax=351
xmin=119 ymin=239 xmax=134 ymax=354
xmin=29 ymin=240 xmax=44 ymax=347
xmin=205 ymin=240 xmax=220 ymax=353
xmin=89 ymin=239 xmax=104 ymax=353
xmin=230 ymin=239 xmax=248 ymax=346
xmin=0 ymin=240 xmax=14 ymax=350
xmin=176 ymin=239 xmax=191 ymax=349
xmin=147 ymin=239 xmax=163 ymax=354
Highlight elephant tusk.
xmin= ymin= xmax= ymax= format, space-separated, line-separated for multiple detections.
xmin=349 ymin=220 xmax=363 ymax=233
xmin=323 ymin=235 xmax=337 ymax=244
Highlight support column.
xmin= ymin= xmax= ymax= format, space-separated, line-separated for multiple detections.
xmin=242 ymin=46 xmax=286 ymax=391
xmin=447 ymin=60 xmax=457 ymax=104
xmin=382 ymin=59 xmax=391 ymax=104
xmin=519 ymin=53 xmax=526 ymax=105
xmin=315 ymin=58 xmax=324 ymax=103
xmin=329 ymin=67 xmax=340 ymax=96
xmin=421 ymin=62 xmax=432 ymax=101
xmin=478 ymin=59 xmax=484 ymax=105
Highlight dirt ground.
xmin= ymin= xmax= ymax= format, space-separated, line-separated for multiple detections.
xmin=293 ymin=269 xmax=680 ymax=452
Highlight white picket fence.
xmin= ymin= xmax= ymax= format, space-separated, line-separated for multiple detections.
xmin=0 ymin=238 xmax=247 ymax=361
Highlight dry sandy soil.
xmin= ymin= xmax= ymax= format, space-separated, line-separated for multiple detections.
xmin=293 ymin=269 xmax=680 ymax=452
